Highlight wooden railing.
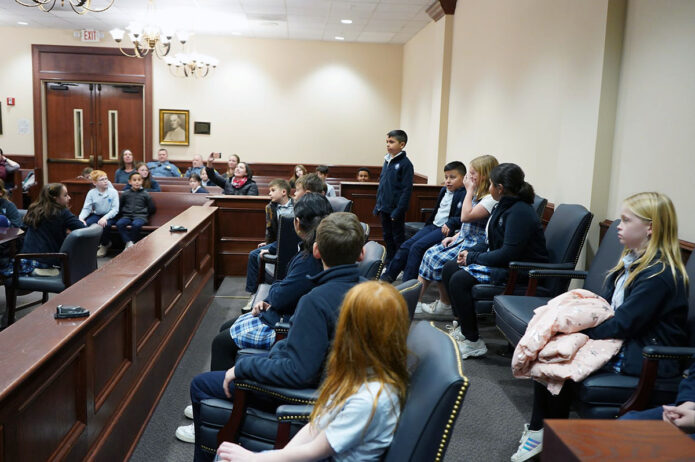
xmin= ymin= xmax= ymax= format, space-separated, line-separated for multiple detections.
xmin=0 ymin=206 xmax=216 ymax=461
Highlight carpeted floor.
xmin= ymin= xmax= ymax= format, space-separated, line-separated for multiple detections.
xmin=128 ymin=276 xmax=537 ymax=462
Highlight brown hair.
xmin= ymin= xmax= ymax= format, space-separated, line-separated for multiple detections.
xmin=316 ymin=212 xmax=364 ymax=267
xmin=118 ymin=149 xmax=135 ymax=170
xmin=295 ymin=173 xmax=324 ymax=194
xmin=0 ymin=178 xmax=7 ymax=199
xmin=135 ymin=162 xmax=153 ymax=189
xmin=24 ymin=183 xmax=66 ymax=228
xmin=268 ymin=178 xmax=291 ymax=193
xmin=290 ymin=164 xmax=308 ymax=183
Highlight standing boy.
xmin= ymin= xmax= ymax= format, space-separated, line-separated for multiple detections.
xmin=380 ymin=161 xmax=467 ymax=283
xmin=79 ymin=169 xmax=120 ymax=257
xmin=116 ymin=171 xmax=156 ymax=249
xmin=374 ymin=129 xmax=414 ymax=263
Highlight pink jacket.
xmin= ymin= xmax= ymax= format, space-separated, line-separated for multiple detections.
xmin=512 ymin=289 xmax=623 ymax=395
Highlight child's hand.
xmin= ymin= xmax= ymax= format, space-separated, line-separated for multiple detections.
xmin=463 ymin=173 xmax=477 ymax=191
xmin=223 ymin=367 xmax=236 ymax=399
xmin=259 ymin=249 xmax=269 ymax=257
xmin=217 ymin=442 xmax=256 ymax=461
xmin=251 ymin=301 xmax=270 ymax=316
xmin=441 ymin=224 xmax=450 ymax=236
xmin=457 ymin=250 xmax=468 ymax=266
xmin=257 ymin=242 xmax=266 ymax=248
xmin=97 ymin=217 xmax=108 ymax=227
xmin=663 ymin=403 xmax=695 ymax=433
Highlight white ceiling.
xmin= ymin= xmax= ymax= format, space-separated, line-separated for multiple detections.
xmin=0 ymin=0 xmax=434 ymax=44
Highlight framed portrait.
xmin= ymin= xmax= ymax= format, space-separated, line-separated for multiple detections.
xmin=194 ymin=121 xmax=211 ymax=135
xmin=159 ymin=109 xmax=189 ymax=145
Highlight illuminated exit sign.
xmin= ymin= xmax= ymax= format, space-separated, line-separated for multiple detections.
xmin=81 ymin=29 xmax=100 ymax=42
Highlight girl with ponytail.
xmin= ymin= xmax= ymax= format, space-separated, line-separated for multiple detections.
xmin=441 ymin=163 xmax=548 ymax=358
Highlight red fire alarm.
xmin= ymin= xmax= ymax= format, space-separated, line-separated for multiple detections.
xmin=6 ymin=97 xmax=15 ymax=106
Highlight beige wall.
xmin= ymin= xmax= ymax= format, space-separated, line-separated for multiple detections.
xmin=0 ymin=27 xmax=402 ymax=169
xmin=607 ymin=0 xmax=695 ymax=241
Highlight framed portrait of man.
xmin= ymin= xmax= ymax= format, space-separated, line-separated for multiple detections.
xmin=159 ymin=109 xmax=189 ymax=145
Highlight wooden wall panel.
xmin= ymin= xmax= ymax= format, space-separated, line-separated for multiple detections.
xmin=183 ymin=238 xmax=197 ymax=288
xmin=161 ymin=253 xmax=183 ymax=316
xmin=134 ymin=273 xmax=160 ymax=354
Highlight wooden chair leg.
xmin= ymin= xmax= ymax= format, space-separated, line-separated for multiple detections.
xmin=42 ymin=292 xmax=49 ymax=303
xmin=217 ymin=388 xmax=248 ymax=446
xmin=5 ymin=285 xmax=17 ymax=326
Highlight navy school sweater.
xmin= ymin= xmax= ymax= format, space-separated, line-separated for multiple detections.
xmin=373 ymin=151 xmax=414 ymax=220
xmin=21 ymin=208 xmax=85 ymax=263
xmin=425 ymin=186 xmax=467 ymax=234
xmin=235 ymin=263 xmax=362 ymax=388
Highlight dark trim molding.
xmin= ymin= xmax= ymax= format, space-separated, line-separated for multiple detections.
xmin=426 ymin=0 xmax=457 ymax=21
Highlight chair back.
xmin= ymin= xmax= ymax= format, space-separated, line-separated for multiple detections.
xmin=583 ymin=220 xmax=623 ymax=294
xmin=532 ymin=194 xmax=548 ymax=220
xmin=274 ymin=216 xmax=301 ymax=280
xmin=327 ymin=196 xmax=353 ymax=213
xmin=360 ymin=222 xmax=370 ymax=240
xmin=684 ymin=255 xmax=695 ymax=347
xmin=383 ymin=322 xmax=469 ymax=462
xmin=357 ymin=241 xmax=385 ymax=280
xmin=539 ymin=204 xmax=593 ymax=294
xmin=59 ymin=224 xmax=102 ymax=285
xmin=395 ymin=279 xmax=422 ymax=321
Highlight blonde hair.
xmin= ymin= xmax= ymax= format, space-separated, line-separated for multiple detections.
xmin=608 ymin=192 xmax=688 ymax=290
xmin=469 ymin=155 xmax=499 ymax=200
xmin=310 ymin=281 xmax=409 ymax=429
xmin=89 ymin=170 xmax=107 ymax=182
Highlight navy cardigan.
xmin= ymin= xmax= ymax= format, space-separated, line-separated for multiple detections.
xmin=373 ymin=151 xmax=414 ymax=219
xmin=235 ymin=264 xmax=362 ymax=388
xmin=585 ymin=259 xmax=688 ymax=378
xmin=425 ymin=186 xmax=467 ymax=234
xmin=21 ymin=208 xmax=85 ymax=262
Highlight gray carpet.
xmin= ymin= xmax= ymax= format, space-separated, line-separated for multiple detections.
xmin=128 ymin=277 xmax=537 ymax=462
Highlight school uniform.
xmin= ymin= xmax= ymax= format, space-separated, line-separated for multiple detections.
xmin=0 ymin=198 xmax=22 ymax=228
xmin=373 ymin=151 xmax=414 ymax=262
xmin=79 ymin=186 xmax=120 ymax=245
xmin=123 ymin=179 xmax=161 ymax=192
xmin=191 ymin=186 xmax=209 ymax=194
xmin=381 ymin=186 xmax=466 ymax=282
xmin=116 ymin=188 xmax=155 ymax=244
xmin=21 ymin=208 xmax=85 ymax=265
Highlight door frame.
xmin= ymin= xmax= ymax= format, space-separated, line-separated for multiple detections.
xmin=32 ymin=45 xmax=152 ymax=186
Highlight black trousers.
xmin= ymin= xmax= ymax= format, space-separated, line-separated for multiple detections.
xmin=441 ymin=260 xmax=480 ymax=341
xmin=210 ymin=317 xmax=240 ymax=371
xmin=529 ymin=381 xmax=573 ymax=430
xmin=380 ymin=212 xmax=406 ymax=263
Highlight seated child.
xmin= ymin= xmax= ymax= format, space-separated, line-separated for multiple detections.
xmin=176 ymin=212 xmax=366 ymax=462
xmin=116 ymin=171 xmax=155 ymax=249
xmin=199 ymin=168 xmax=214 ymax=187
xmin=0 ymin=179 xmax=22 ymax=228
xmin=380 ymin=161 xmax=467 ymax=283
xmin=189 ymin=174 xmax=209 ymax=194
xmin=244 ymin=172 xmax=324 ymax=295
xmin=124 ymin=163 xmax=161 ymax=192
xmin=357 ymin=167 xmax=371 ymax=182
xmin=316 ymin=165 xmax=336 ymax=197
xmin=79 ymin=170 xmax=119 ymax=257
xmin=257 ymin=179 xmax=294 ymax=248
xmin=216 ymin=281 xmax=409 ymax=462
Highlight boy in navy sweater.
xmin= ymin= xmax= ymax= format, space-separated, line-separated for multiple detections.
xmin=381 ymin=161 xmax=467 ymax=283
xmin=179 ymin=212 xmax=365 ymax=459
xmin=374 ymin=129 xmax=414 ymax=263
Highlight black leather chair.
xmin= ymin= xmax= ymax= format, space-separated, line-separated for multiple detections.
xmin=273 ymin=321 xmax=469 ymax=460
xmin=358 ymin=241 xmax=385 ymax=280
xmin=360 ymin=222 xmax=370 ymax=240
xmin=532 ymin=194 xmax=548 ymax=221
xmin=258 ymin=216 xmax=300 ymax=286
xmin=571 ymin=252 xmax=695 ymax=419
xmin=493 ymin=220 xmax=622 ymax=347
xmin=3 ymin=224 xmax=102 ymax=326
xmin=395 ymin=279 xmax=422 ymax=321
xmin=327 ymin=196 xmax=353 ymax=213
xmin=471 ymin=203 xmax=593 ymax=315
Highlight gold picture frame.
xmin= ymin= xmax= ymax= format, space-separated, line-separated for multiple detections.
xmin=159 ymin=109 xmax=189 ymax=145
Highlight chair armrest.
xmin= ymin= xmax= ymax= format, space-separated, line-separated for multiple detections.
xmin=276 ymin=404 xmax=313 ymax=423
xmin=619 ymin=346 xmax=695 ymax=416
xmin=274 ymin=321 xmax=290 ymax=342
xmin=13 ymin=252 xmax=70 ymax=286
xmin=509 ymin=261 xmax=575 ymax=271
xmin=234 ymin=380 xmax=318 ymax=405
xmin=261 ymin=253 xmax=278 ymax=264
xmin=527 ymin=269 xmax=588 ymax=280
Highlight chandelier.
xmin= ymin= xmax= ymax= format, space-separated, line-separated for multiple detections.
xmin=165 ymin=54 xmax=218 ymax=79
xmin=110 ymin=24 xmax=190 ymax=59
xmin=14 ymin=0 xmax=114 ymax=14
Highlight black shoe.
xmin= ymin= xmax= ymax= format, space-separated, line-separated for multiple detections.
xmin=380 ymin=273 xmax=395 ymax=283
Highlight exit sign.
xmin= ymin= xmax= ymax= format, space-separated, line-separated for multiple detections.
xmin=81 ymin=29 xmax=100 ymax=42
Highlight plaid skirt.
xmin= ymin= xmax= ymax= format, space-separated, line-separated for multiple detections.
xmin=229 ymin=313 xmax=276 ymax=350
xmin=0 ymin=258 xmax=55 ymax=278
xmin=419 ymin=234 xmax=486 ymax=281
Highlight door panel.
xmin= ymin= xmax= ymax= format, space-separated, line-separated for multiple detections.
xmin=45 ymin=82 xmax=94 ymax=182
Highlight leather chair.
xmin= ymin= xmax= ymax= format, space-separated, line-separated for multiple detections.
xmin=532 ymin=194 xmax=548 ymax=221
xmin=360 ymin=222 xmax=370 ymax=240
xmin=273 ymin=321 xmax=469 ymax=460
xmin=198 ymin=284 xmax=433 ymax=456
xmin=358 ymin=241 xmax=385 ymax=280
xmin=327 ymin=196 xmax=353 ymax=213
xmin=493 ymin=220 xmax=622 ymax=347
xmin=571 ymin=252 xmax=695 ymax=419
xmin=258 ymin=216 xmax=300 ymax=286
xmin=471 ymin=203 xmax=593 ymax=315
xmin=3 ymin=224 xmax=102 ymax=326
xmin=395 ymin=279 xmax=422 ymax=321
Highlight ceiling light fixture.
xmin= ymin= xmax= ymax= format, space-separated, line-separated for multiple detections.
xmin=335 ymin=36 xmax=345 ymax=41
xmin=340 ymin=19 xmax=353 ymax=24
xmin=17 ymin=21 xmax=29 ymax=25
xmin=14 ymin=0 xmax=114 ymax=15
xmin=165 ymin=53 xmax=218 ymax=79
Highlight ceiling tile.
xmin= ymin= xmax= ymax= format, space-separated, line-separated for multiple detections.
xmin=357 ymin=31 xmax=394 ymax=43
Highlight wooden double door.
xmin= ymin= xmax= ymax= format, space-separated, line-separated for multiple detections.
xmin=45 ymin=81 xmax=144 ymax=182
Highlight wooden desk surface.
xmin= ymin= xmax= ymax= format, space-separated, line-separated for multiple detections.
xmin=543 ymin=419 xmax=695 ymax=461
xmin=0 ymin=226 xmax=23 ymax=245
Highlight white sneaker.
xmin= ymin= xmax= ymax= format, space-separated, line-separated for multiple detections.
xmin=96 ymin=242 xmax=111 ymax=257
xmin=446 ymin=321 xmax=466 ymax=342
xmin=510 ymin=424 xmax=543 ymax=461
xmin=421 ymin=300 xmax=453 ymax=317
xmin=415 ymin=302 xmax=427 ymax=314
xmin=124 ymin=241 xmax=134 ymax=249
xmin=175 ymin=423 xmax=195 ymax=443
xmin=457 ymin=338 xmax=487 ymax=359
xmin=184 ymin=404 xmax=193 ymax=419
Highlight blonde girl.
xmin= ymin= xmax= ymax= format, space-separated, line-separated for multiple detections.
xmin=216 ymin=281 xmax=410 ymax=462
xmin=416 ymin=154 xmax=499 ymax=316
xmin=224 ymin=154 xmax=241 ymax=179
xmin=512 ymin=192 xmax=689 ymax=462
